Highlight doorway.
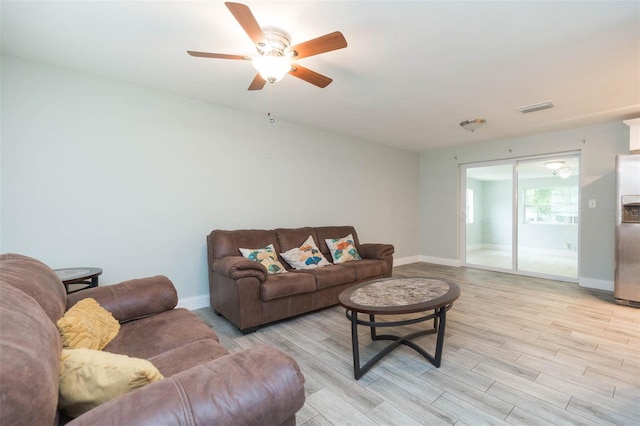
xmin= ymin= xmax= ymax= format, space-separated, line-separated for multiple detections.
xmin=461 ymin=153 xmax=580 ymax=281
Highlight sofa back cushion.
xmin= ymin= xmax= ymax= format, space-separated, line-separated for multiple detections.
xmin=208 ymin=229 xmax=281 ymax=262
xmin=275 ymin=227 xmax=319 ymax=253
xmin=0 ymin=253 xmax=67 ymax=322
xmin=208 ymin=227 xmax=361 ymax=266
xmin=0 ymin=284 xmax=62 ymax=425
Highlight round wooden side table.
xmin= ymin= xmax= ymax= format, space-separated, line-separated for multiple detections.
xmin=54 ymin=267 xmax=102 ymax=294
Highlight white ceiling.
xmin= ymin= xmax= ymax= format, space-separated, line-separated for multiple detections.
xmin=2 ymin=1 xmax=639 ymax=152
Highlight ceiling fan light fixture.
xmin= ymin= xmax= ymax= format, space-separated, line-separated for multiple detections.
xmin=252 ymin=56 xmax=291 ymax=83
xmin=460 ymin=119 xmax=486 ymax=132
xmin=545 ymin=160 xmax=565 ymax=170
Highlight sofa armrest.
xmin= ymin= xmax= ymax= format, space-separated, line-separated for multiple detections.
xmin=359 ymin=243 xmax=395 ymax=260
xmin=67 ymin=344 xmax=305 ymax=426
xmin=66 ymin=275 xmax=178 ymax=323
xmin=212 ymin=256 xmax=268 ymax=282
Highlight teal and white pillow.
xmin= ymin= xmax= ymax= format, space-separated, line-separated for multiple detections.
xmin=239 ymin=244 xmax=287 ymax=274
xmin=281 ymin=235 xmax=331 ymax=270
xmin=325 ymin=234 xmax=362 ymax=264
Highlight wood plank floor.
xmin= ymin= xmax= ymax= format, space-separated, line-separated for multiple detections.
xmin=194 ymin=263 xmax=640 ymax=425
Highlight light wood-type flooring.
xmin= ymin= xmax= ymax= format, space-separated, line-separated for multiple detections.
xmin=194 ymin=263 xmax=639 ymax=425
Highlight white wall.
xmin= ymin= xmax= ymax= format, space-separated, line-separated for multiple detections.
xmin=0 ymin=55 xmax=421 ymax=306
xmin=420 ymin=122 xmax=630 ymax=290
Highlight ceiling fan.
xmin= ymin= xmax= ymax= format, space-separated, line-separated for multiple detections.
xmin=187 ymin=2 xmax=347 ymax=90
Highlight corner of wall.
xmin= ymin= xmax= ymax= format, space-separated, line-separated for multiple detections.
xmin=177 ymin=294 xmax=210 ymax=311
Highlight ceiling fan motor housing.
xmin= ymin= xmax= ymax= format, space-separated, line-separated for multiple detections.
xmin=258 ymin=27 xmax=293 ymax=57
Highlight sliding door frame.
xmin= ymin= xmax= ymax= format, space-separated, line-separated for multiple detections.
xmin=460 ymin=151 xmax=581 ymax=282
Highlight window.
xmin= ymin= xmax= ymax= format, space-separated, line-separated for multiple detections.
xmin=466 ymin=188 xmax=474 ymax=224
xmin=523 ymin=187 xmax=578 ymax=224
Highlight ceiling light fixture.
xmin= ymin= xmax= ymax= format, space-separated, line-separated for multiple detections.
xmin=516 ymin=101 xmax=554 ymax=114
xmin=252 ymin=55 xmax=291 ymax=83
xmin=460 ymin=119 xmax=486 ymax=132
xmin=545 ymin=160 xmax=565 ymax=170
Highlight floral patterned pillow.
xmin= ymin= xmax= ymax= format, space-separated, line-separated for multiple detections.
xmin=325 ymin=234 xmax=362 ymax=264
xmin=280 ymin=235 xmax=332 ymax=270
xmin=239 ymin=244 xmax=287 ymax=274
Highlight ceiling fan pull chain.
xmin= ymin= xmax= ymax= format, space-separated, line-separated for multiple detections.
xmin=267 ymin=83 xmax=275 ymax=124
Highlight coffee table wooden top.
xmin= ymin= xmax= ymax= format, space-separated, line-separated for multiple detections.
xmin=339 ymin=277 xmax=460 ymax=315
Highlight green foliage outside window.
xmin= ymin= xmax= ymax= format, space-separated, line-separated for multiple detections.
xmin=523 ymin=187 xmax=578 ymax=224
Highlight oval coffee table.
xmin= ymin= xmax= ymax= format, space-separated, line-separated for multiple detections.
xmin=339 ymin=277 xmax=460 ymax=380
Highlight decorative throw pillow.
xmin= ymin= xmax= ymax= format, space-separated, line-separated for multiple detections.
xmin=239 ymin=244 xmax=287 ymax=274
xmin=325 ymin=234 xmax=362 ymax=264
xmin=57 ymin=298 xmax=120 ymax=350
xmin=58 ymin=348 xmax=164 ymax=417
xmin=280 ymin=235 xmax=332 ymax=270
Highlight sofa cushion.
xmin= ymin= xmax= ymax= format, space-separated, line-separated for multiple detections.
xmin=239 ymin=244 xmax=287 ymax=274
xmin=340 ymin=259 xmax=388 ymax=281
xmin=280 ymin=235 xmax=331 ymax=270
xmin=260 ymin=273 xmax=316 ymax=301
xmin=0 ymin=285 xmax=61 ymax=426
xmin=325 ymin=234 xmax=363 ymax=264
xmin=57 ymin=298 xmax=120 ymax=350
xmin=292 ymin=265 xmax=356 ymax=290
xmin=0 ymin=253 xmax=67 ymax=322
xmin=149 ymin=339 xmax=230 ymax=377
xmin=104 ymin=308 xmax=218 ymax=360
xmin=58 ymin=348 xmax=164 ymax=418
xmin=208 ymin=229 xmax=280 ymax=261
xmin=275 ymin=227 xmax=318 ymax=252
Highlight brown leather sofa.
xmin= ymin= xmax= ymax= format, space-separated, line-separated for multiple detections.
xmin=0 ymin=253 xmax=305 ymax=426
xmin=207 ymin=225 xmax=394 ymax=333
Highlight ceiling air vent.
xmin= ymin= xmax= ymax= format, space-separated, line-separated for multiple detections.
xmin=516 ymin=101 xmax=554 ymax=114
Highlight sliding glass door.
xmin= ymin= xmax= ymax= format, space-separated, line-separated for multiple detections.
xmin=462 ymin=154 xmax=579 ymax=281
xmin=463 ymin=163 xmax=514 ymax=270
xmin=517 ymin=157 xmax=579 ymax=278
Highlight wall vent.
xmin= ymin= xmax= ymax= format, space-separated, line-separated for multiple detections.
xmin=516 ymin=101 xmax=554 ymax=114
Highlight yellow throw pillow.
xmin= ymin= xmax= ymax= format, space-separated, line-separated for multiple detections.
xmin=58 ymin=348 xmax=164 ymax=417
xmin=57 ymin=298 xmax=120 ymax=350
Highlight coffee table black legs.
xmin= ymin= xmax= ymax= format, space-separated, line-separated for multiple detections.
xmin=347 ymin=306 xmax=450 ymax=380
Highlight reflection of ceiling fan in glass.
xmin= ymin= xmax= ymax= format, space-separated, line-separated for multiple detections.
xmin=545 ymin=161 xmax=571 ymax=178
xmin=187 ymin=2 xmax=348 ymax=90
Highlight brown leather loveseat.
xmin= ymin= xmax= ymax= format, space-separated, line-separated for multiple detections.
xmin=207 ymin=226 xmax=394 ymax=333
xmin=0 ymin=253 xmax=305 ymax=426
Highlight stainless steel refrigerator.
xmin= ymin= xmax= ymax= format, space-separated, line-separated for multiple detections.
xmin=615 ymin=153 xmax=640 ymax=306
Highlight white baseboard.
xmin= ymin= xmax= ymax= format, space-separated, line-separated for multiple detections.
xmin=394 ymin=255 xmax=422 ymax=266
xmin=418 ymin=256 xmax=461 ymax=267
xmin=578 ymin=277 xmax=614 ymax=292
xmin=177 ymin=294 xmax=210 ymax=310
xmin=394 ymin=255 xmax=461 ymax=267
xmin=395 ymin=255 xmax=461 ymax=267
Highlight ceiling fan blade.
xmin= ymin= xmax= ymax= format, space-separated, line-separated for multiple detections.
xmin=225 ymin=2 xmax=268 ymax=49
xmin=248 ymin=73 xmax=267 ymax=91
xmin=288 ymin=65 xmax=333 ymax=88
xmin=287 ymin=31 xmax=347 ymax=60
xmin=187 ymin=51 xmax=250 ymax=60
